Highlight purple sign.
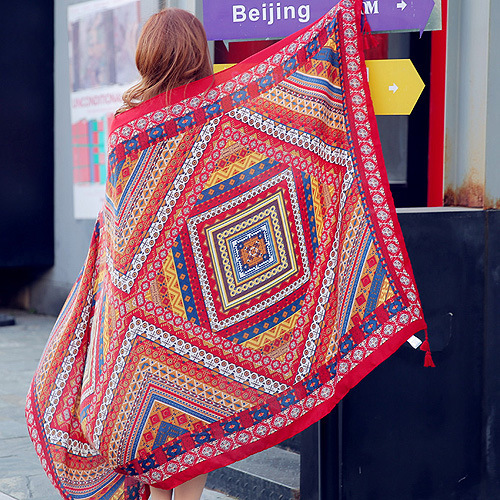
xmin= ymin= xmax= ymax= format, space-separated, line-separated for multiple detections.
xmin=203 ymin=1 xmax=338 ymax=41
xmin=203 ymin=0 xmax=435 ymax=41
xmin=366 ymin=0 xmax=435 ymax=36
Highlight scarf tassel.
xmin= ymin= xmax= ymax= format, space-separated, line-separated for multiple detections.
xmin=420 ymin=330 xmax=435 ymax=367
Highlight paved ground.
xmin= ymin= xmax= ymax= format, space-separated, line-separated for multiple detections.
xmin=0 ymin=309 xmax=235 ymax=500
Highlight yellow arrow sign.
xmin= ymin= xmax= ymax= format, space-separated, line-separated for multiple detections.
xmin=365 ymin=59 xmax=425 ymax=115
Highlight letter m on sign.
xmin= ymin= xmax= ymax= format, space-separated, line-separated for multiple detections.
xmin=363 ymin=1 xmax=379 ymax=14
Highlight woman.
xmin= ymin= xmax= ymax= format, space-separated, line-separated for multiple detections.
xmin=117 ymin=8 xmax=212 ymax=500
xmin=27 ymin=2 xmax=429 ymax=499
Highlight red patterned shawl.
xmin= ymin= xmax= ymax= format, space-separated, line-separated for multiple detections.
xmin=26 ymin=1 xmax=426 ymax=498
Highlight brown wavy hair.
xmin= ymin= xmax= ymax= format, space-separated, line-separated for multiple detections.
xmin=116 ymin=8 xmax=212 ymax=114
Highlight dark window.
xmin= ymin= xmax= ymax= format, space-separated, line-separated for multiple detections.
xmin=374 ymin=33 xmax=431 ymax=207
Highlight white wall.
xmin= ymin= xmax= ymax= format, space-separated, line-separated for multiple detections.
xmin=31 ymin=0 xmax=95 ymax=315
xmin=31 ymin=0 xmax=208 ymax=315
xmin=31 ymin=0 xmax=153 ymax=314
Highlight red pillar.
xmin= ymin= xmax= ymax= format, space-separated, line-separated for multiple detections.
xmin=427 ymin=0 xmax=448 ymax=206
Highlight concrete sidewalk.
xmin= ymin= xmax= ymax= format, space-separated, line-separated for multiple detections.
xmin=0 ymin=309 xmax=234 ymax=500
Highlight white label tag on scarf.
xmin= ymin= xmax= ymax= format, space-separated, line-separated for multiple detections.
xmin=407 ymin=335 xmax=423 ymax=349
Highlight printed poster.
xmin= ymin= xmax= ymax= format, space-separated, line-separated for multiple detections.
xmin=68 ymin=0 xmax=140 ymax=219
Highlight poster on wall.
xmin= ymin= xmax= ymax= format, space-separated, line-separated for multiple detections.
xmin=68 ymin=0 xmax=140 ymax=219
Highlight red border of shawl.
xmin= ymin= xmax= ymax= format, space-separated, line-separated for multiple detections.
xmin=340 ymin=6 xmax=426 ymax=313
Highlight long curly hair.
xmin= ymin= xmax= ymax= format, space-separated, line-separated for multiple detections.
xmin=116 ymin=8 xmax=212 ymax=114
